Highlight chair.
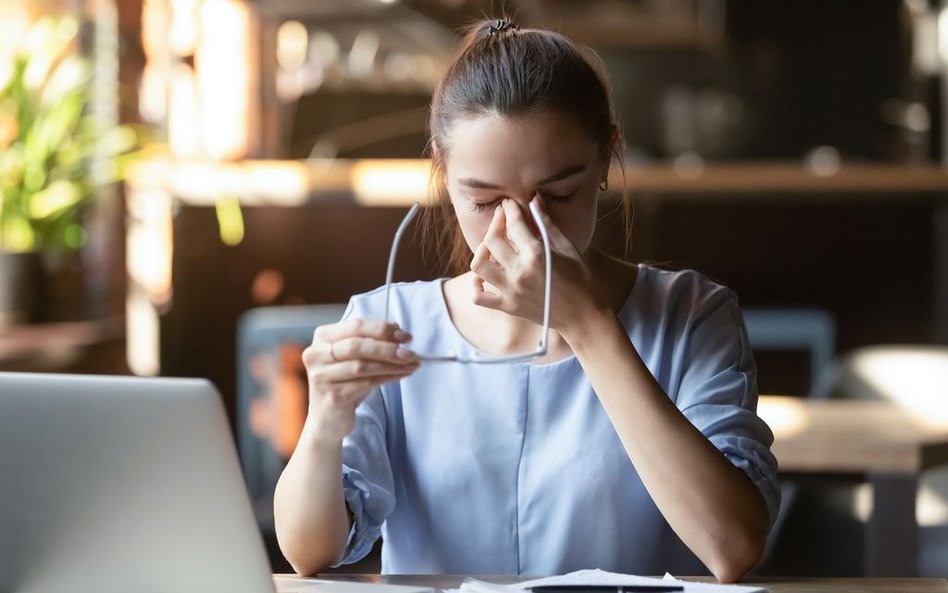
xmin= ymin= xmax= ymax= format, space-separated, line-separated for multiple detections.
xmin=236 ymin=304 xmax=347 ymax=534
xmin=742 ymin=307 xmax=836 ymax=394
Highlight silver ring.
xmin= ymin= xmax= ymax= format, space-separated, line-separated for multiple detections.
xmin=328 ymin=341 xmax=339 ymax=362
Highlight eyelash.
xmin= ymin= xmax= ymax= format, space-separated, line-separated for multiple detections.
xmin=469 ymin=192 xmax=575 ymax=213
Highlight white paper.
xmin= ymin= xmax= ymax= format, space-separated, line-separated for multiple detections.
xmin=453 ymin=568 xmax=767 ymax=593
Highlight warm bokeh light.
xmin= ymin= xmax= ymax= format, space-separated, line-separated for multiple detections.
xmin=169 ymin=0 xmax=199 ymax=56
xmin=196 ymin=0 xmax=253 ymax=160
xmin=351 ymin=159 xmax=431 ymax=206
xmin=756 ymin=396 xmax=808 ymax=439
xmin=125 ymin=187 xmax=173 ymax=306
xmin=251 ymin=269 xmax=285 ymax=305
xmin=140 ymin=0 xmax=170 ymax=122
xmin=145 ymin=0 xmax=257 ymax=159
xmin=168 ymin=63 xmax=198 ymax=157
xmin=347 ymin=30 xmax=380 ymax=78
xmin=851 ymin=347 xmax=948 ymax=426
xmin=0 ymin=2 xmax=30 ymax=81
xmin=277 ymin=20 xmax=308 ymax=70
xmin=125 ymin=185 xmax=174 ymax=377
xmin=126 ymin=288 xmax=162 ymax=377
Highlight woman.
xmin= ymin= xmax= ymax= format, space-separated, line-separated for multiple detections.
xmin=274 ymin=18 xmax=779 ymax=582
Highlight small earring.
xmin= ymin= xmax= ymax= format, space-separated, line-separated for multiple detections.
xmin=599 ymin=179 xmax=608 ymax=191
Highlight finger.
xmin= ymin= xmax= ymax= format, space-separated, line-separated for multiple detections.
xmin=469 ymin=240 xmax=490 ymax=270
xmin=531 ymin=196 xmax=579 ymax=256
xmin=350 ymin=371 xmax=420 ymax=396
xmin=503 ymin=198 xmax=543 ymax=252
xmin=472 ymin=277 xmax=504 ymax=311
xmin=482 ymin=204 xmax=518 ymax=268
xmin=470 ymin=243 xmax=507 ymax=289
xmin=333 ymin=370 xmax=422 ymax=408
xmin=313 ymin=318 xmax=412 ymax=345
xmin=321 ymin=359 xmax=420 ymax=384
xmin=302 ymin=340 xmax=339 ymax=366
xmin=329 ymin=336 xmax=418 ymax=365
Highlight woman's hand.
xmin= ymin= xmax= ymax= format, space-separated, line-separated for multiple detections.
xmin=469 ymin=196 xmax=604 ymax=337
xmin=301 ymin=319 xmax=419 ymax=442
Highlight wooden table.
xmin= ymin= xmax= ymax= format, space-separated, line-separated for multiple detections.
xmin=287 ymin=573 xmax=948 ymax=593
xmin=758 ymin=396 xmax=948 ymax=577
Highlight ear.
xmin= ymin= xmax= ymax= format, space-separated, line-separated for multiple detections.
xmin=598 ymin=125 xmax=619 ymax=183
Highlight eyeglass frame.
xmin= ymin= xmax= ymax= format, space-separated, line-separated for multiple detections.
xmin=383 ymin=200 xmax=552 ymax=364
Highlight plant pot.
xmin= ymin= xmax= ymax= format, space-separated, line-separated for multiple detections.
xmin=36 ymin=250 xmax=86 ymax=323
xmin=0 ymin=251 xmax=40 ymax=329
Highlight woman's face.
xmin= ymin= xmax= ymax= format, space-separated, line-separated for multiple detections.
xmin=443 ymin=110 xmax=605 ymax=257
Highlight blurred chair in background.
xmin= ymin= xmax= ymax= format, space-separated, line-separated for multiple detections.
xmin=236 ymin=304 xmax=347 ymax=570
xmin=743 ymin=308 xmax=836 ymax=395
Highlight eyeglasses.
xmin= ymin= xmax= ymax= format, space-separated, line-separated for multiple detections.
xmin=383 ymin=201 xmax=551 ymax=364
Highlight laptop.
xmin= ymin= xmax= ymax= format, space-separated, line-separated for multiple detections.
xmin=0 ymin=372 xmax=432 ymax=593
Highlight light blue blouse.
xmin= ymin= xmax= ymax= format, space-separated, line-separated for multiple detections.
xmin=335 ymin=264 xmax=779 ymax=575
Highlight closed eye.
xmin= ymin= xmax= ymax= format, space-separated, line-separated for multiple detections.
xmin=469 ymin=199 xmax=501 ymax=213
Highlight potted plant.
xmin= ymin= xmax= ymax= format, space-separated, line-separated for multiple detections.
xmin=0 ymin=15 xmax=136 ymax=328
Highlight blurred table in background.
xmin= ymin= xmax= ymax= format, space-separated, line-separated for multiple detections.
xmin=759 ymin=396 xmax=948 ymax=577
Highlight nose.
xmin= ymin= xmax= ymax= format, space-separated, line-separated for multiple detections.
xmin=502 ymin=195 xmax=543 ymax=239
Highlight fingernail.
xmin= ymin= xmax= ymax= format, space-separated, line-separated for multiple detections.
xmin=394 ymin=329 xmax=412 ymax=342
xmin=396 ymin=346 xmax=416 ymax=360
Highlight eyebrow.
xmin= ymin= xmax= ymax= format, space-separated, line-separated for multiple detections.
xmin=458 ymin=163 xmax=588 ymax=190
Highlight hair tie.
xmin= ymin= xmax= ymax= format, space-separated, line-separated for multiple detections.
xmin=487 ymin=18 xmax=519 ymax=36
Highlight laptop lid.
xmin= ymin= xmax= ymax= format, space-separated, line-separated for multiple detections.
xmin=0 ymin=372 xmax=277 ymax=593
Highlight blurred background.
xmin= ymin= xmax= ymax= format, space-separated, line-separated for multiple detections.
xmin=2 ymin=0 xmax=948 ymax=581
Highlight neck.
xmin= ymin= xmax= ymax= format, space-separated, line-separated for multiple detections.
xmin=474 ymin=280 xmax=558 ymax=352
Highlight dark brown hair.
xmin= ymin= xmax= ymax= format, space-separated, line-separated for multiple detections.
xmin=422 ymin=17 xmax=632 ymax=274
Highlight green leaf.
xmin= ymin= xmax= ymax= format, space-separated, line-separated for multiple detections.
xmin=215 ymin=195 xmax=245 ymax=246
xmin=1 ymin=216 xmax=36 ymax=252
xmin=64 ymin=223 xmax=85 ymax=249
xmin=0 ymin=15 xmax=141 ymax=253
xmin=29 ymin=179 xmax=81 ymax=219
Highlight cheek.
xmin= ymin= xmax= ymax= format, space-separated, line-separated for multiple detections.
xmin=548 ymin=194 xmax=598 ymax=250
xmin=451 ymin=203 xmax=493 ymax=254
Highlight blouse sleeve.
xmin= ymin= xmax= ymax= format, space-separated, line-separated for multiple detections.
xmin=674 ymin=289 xmax=781 ymax=528
xmin=330 ymin=297 xmax=396 ymax=566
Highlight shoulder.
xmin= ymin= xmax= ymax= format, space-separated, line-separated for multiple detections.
xmin=631 ymin=264 xmax=738 ymax=320
xmin=344 ymin=279 xmax=446 ymax=320
xmin=622 ymin=264 xmax=746 ymax=348
xmin=628 ymin=266 xmax=754 ymax=399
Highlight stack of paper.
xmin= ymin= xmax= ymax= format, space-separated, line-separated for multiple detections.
xmin=454 ymin=569 xmax=767 ymax=593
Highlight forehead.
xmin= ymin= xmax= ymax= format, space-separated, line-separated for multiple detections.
xmin=444 ymin=110 xmax=598 ymax=182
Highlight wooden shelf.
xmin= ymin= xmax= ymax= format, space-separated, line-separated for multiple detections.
xmin=127 ymin=158 xmax=948 ymax=208
xmin=621 ymin=163 xmax=948 ymax=196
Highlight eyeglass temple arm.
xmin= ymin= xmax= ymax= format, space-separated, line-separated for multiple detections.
xmin=385 ymin=203 xmax=421 ymax=322
xmin=529 ymin=200 xmax=552 ymax=351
